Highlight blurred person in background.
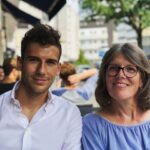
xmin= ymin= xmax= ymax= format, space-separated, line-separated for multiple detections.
xmin=0 ymin=58 xmax=20 ymax=94
xmin=82 ymin=43 xmax=150 ymax=150
xmin=0 ymin=66 xmax=4 ymax=82
xmin=52 ymin=62 xmax=98 ymax=115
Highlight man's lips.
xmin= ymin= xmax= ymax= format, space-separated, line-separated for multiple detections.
xmin=33 ymin=78 xmax=47 ymax=84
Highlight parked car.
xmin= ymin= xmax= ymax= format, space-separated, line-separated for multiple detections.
xmin=77 ymin=64 xmax=91 ymax=73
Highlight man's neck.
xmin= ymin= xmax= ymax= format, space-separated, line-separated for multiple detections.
xmin=15 ymin=84 xmax=48 ymax=121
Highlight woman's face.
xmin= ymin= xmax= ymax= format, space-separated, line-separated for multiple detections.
xmin=106 ymin=53 xmax=142 ymax=103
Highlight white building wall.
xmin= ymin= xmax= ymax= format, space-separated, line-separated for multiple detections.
xmin=80 ymin=26 xmax=109 ymax=60
xmin=116 ymin=23 xmax=150 ymax=55
xmin=116 ymin=23 xmax=137 ymax=44
xmin=13 ymin=28 xmax=29 ymax=56
xmin=0 ymin=1 xmax=4 ymax=64
xmin=2 ymin=0 xmax=80 ymax=62
xmin=50 ymin=3 xmax=80 ymax=62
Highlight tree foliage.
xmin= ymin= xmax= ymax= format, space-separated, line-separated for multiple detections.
xmin=81 ymin=0 xmax=150 ymax=48
xmin=74 ymin=50 xmax=89 ymax=65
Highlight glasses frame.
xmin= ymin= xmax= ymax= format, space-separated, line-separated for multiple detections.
xmin=107 ymin=64 xmax=139 ymax=78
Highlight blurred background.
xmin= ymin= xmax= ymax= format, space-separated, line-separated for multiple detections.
xmin=1 ymin=0 xmax=150 ymax=68
xmin=1 ymin=0 xmax=150 ymax=113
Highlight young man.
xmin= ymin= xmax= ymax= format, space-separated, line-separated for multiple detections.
xmin=0 ymin=24 xmax=82 ymax=150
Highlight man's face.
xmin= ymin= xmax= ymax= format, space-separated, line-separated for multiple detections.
xmin=19 ymin=43 xmax=60 ymax=96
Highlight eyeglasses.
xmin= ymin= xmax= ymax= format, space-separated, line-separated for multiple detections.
xmin=107 ymin=64 xmax=139 ymax=78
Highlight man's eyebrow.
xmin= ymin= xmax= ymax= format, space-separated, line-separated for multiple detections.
xmin=25 ymin=56 xmax=58 ymax=63
xmin=25 ymin=56 xmax=39 ymax=59
xmin=46 ymin=58 xmax=59 ymax=63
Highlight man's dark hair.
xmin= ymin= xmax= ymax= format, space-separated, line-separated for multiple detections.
xmin=21 ymin=24 xmax=62 ymax=60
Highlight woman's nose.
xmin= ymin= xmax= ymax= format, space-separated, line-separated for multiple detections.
xmin=117 ymin=68 xmax=126 ymax=77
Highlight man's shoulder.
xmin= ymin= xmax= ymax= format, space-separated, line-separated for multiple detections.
xmin=51 ymin=94 xmax=82 ymax=121
xmin=51 ymin=94 xmax=81 ymax=113
xmin=0 ymin=90 xmax=11 ymax=98
xmin=0 ymin=91 xmax=12 ymax=106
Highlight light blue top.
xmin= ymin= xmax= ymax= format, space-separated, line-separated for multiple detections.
xmin=82 ymin=113 xmax=150 ymax=150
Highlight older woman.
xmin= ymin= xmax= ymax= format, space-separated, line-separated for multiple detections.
xmin=82 ymin=43 xmax=150 ymax=150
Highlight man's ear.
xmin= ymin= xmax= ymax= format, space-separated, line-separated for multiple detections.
xmin=17 ymin=56 xmax=23 ymax=70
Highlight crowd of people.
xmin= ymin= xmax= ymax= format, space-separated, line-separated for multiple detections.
xmin=0 ymin=24 xmax=150 ymax=150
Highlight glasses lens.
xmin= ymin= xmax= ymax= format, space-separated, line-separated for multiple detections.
xmin=107 ymin=65 xmax=138 ymax=77
xmin=124 ymin=66 xmax=138 ymax=77
xmin=107 ymin=65 xmax=120 ymax=76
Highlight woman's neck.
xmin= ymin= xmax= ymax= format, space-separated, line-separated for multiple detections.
xmin=100 ymin=101 xmax=150 ymax=125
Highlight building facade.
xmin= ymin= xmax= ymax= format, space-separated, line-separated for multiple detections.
xmin=50 ymin=1 xmax=80 ymax=62
xmin=80 ymin=20 xmax=117 ymax=65
xmin=0 ymin=0 xmax=80 ymax=63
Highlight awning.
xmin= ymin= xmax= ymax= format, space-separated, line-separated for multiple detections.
xmin=1 ymin=0 xmax=40 ymax=25
xmin=22 ymin=0 xmax=66 ymax=20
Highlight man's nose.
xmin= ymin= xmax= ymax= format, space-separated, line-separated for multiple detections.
xmin=37 ymin=62 xmax=46 ymax=74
